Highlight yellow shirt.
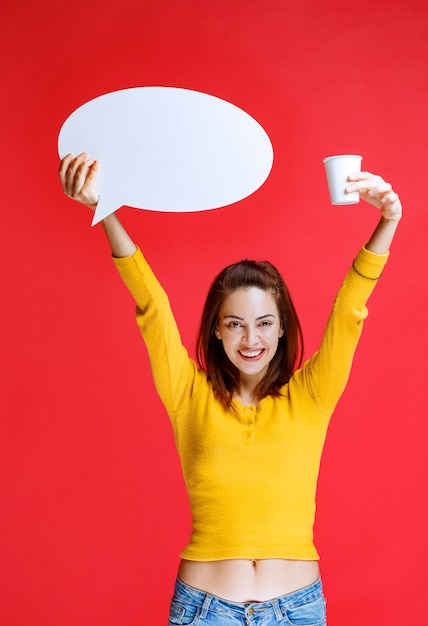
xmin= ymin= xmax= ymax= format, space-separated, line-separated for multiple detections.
xmin=113 ymin=246 xmax=388 ymax=561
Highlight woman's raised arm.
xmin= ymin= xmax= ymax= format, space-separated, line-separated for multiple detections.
xmin=58 ymin=152 xmax=137 ymax=258
xmin=345 ymin=171 xmax=402 ymax=254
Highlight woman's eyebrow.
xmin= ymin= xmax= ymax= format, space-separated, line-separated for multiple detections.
xmin=222 ymin=314 xmax=276 ymax=321
xmin=223 ymin=315 xmax=245 ymax=320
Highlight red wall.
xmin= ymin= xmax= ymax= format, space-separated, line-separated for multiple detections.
xmin=1 ymin=1 xmax=427 ymax=624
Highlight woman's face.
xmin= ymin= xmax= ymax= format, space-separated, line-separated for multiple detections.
xmin=215 ymin=287 xmax=284 ymax=385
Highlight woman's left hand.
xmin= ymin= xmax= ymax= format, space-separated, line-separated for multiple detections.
xmin=346 ymin=172 xmax=402 ymax=221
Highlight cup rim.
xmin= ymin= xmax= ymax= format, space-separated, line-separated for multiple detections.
xmin=323 ymin=154 xmax=362 ymax=163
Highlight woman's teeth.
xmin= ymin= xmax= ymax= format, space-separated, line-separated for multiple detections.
xmin=239 ymin=349 xmax=263 ymax=358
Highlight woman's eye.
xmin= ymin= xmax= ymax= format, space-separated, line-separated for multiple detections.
xmin=228 ymin=321 xmax=242 ymax=329
xmin=259 ymin=320 xmax=272 ymax=327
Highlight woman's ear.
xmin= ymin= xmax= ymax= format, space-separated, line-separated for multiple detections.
xmin=279 ymin=327 xmax=284 ymax=338
xmin=215 ymin=328 xmax=221 ymax=340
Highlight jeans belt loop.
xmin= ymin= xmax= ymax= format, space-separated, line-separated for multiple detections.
xmin=200 ymin=594 xmax=212 ymax=619
xmin=272 ymin=599 xmax=283 ymax=621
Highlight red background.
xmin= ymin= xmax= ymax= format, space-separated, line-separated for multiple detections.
xmin=1 ymin=1 xmax=427 ymax=624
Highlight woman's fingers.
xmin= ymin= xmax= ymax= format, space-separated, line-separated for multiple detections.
xmin=346 ymin=172 xmax=390 ymax=201
xmin=58 ymin=153 xmax=74 ymax=195
xmin=73 ymin=157 xmax=96 ymax=197
xmin=59 ymin=152 xmax=83 ymax=197
xmin=346 ymin=171 xmax=402 ymax=219
xmin=68 ymin=153 xmax=89 ymax=197
xmin=59 ymin=153 xmax=99 ymax=208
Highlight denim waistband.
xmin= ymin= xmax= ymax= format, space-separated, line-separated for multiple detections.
xmin=172 ymin=575 xmax=324 ymax=620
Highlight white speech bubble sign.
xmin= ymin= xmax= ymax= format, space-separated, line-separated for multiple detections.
xmin=58 ymin=87 xmax=274 ymax=226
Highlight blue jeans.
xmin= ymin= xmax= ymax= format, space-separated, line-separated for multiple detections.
xmin=168 ymin=576 xmax=326 ymax=625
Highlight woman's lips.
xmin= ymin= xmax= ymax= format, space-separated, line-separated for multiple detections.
xmin=238 ymin=349 xmax=265 ymax=361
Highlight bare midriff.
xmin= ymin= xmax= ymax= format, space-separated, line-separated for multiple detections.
xmin=178 ymin=558 xmax=320 ymax=602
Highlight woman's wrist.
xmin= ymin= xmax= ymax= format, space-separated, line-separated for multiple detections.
xmin=381 ymin=212 xmax=402 ymax=223
xmin=365 ymin=214 xmax=401 ymax=254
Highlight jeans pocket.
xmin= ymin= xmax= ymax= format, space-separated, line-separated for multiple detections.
xmin=283 ymin=594 xmax=326 ymax=626
xmin=168 ymin=600 xmax=200 ymax=626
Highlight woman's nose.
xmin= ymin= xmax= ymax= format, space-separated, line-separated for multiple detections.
xmin=242 ymin=326 xmax=259 ymax=345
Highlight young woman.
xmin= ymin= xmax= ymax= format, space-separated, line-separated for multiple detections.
xmin=59 ymin=153 xmax=402 ymax=625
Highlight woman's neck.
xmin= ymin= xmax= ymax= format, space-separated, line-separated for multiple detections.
xmin=234 ymin=378 xmax=259 ymax=407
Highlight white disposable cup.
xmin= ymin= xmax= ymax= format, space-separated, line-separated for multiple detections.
xmin=323 ymin=155 xmax=362 ymax=205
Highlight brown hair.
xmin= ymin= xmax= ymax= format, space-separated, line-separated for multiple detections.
xmin=196 ymin=259 xmax=304 ymax=408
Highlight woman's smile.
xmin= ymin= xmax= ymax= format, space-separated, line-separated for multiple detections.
xmin=238 ymin=348 xmax=265 ymax=361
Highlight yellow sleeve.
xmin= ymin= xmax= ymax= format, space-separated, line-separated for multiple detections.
xmin=292 ymin=246 xmax=390 ymax=412
xmin=113 ymin=248 xmax=201 ymax=416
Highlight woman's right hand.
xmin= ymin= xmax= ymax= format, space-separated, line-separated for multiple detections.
xmin=58 ymin=152 xmax=99 ymax=211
